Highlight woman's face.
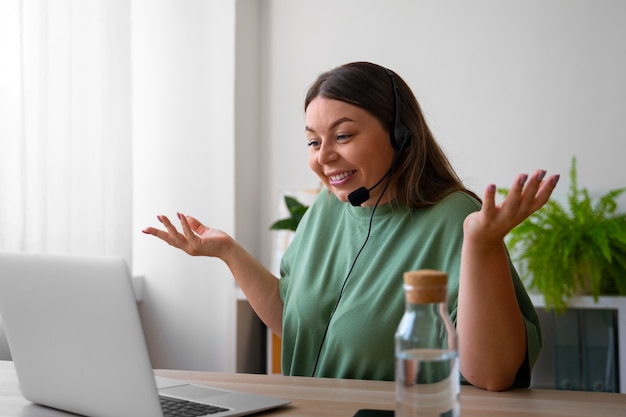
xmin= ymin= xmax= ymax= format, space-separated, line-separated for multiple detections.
xmin=305 ymin=97 xmax=396 ymax=206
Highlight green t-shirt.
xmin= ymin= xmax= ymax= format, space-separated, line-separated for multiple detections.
xmin=278 ymin=191 xmax=541 ymax=386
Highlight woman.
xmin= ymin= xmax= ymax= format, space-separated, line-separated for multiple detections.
xmin=143 ymin=62 xmax=559 ymax=391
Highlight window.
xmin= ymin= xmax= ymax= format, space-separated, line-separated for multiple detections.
xmin=0 ymin=0 xmax=131 ymax=261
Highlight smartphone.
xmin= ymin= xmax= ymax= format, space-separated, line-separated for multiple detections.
xmin=352 ymin=409 xmax=395 ymax=417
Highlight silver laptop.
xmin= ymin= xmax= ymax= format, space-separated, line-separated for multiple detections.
xmin=0 ymin=252 xmax=290 ymax=417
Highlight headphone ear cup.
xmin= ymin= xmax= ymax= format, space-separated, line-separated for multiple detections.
xmin=384 ymin=68 xmax=412 ymax=150
xmin=393 ymin=122 xmax=412 ymax=150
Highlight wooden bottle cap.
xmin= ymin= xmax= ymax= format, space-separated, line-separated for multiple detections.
xmin=403 ymin=269 xmax=448 ymax=304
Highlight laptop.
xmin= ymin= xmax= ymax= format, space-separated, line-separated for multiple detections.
xmin=0 ymin=252 xmax=290 ymax=417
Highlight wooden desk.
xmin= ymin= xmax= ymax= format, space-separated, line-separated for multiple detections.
xmin=1 ymin=361 xmax=625 ymax=416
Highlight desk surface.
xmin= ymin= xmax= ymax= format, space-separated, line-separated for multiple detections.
xmin=1 ymin=361 xmax=625 ymax=417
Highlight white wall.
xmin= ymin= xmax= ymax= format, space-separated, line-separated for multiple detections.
xmin=131 ymin=0 xmax=237 ymax=371
xmin=129 ymin=0 xmax=626 ymax=371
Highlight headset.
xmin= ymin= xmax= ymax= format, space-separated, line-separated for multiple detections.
xmin=347 ymin=68 xmax=412 ymax=207
xmin=385 ymin=68 xmax=412 ymax=151
xmin=310 ymin=67 xmax=412 ymax=376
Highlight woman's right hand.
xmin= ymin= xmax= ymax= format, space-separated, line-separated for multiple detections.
xmin=144 ymin=213 xmax=285 ymax=335
xmin=142 ymin=213 xmax=233 ymax=259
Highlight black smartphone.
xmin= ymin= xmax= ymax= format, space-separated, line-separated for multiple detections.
xmin=352 ymin=409 xmax=395 ymax=417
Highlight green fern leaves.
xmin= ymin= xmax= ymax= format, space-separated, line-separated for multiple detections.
xmin=500 ymin=157 xmax=626 ymax=311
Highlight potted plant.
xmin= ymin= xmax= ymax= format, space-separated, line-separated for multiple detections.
xmin=499 ymin=156 xmax=626 ymax=311
xmin=270 ymin=195 xmax=310 ymax=231
xmin=268 ymin=188 xmax=320 ymax=275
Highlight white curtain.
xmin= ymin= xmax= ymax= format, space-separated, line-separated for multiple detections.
xmin=0 ymin=0 xmax=131 ymax=261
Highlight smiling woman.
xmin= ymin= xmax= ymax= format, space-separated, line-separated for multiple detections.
xmin=0 ymin=0 xmax=132 ymax=260
xmin=305 ymin=97 xmax=397 ymax=206
xmin=141 ymin=61 xmax=560 ymax=392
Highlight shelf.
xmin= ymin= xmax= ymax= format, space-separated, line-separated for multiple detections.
xmin=530 ymin=294 xmax=626 ymax=393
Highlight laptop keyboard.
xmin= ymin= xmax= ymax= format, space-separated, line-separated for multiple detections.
xmin=160 ymin=395 xmax=230 ymax=416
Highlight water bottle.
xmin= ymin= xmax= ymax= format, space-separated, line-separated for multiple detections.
xmin=395 ymin=270 xmax=460 ymax=417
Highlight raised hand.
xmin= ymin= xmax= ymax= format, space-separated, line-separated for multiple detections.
xmin=463 ymin=169 xmax=560 ymax=245
xmin=142 ymin=213 xmax=232 ymax=258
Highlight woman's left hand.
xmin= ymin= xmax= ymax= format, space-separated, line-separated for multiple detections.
xmin=458 ymin=169 xmax=559 ymax=390
xmin=463 ymin=169 xmax=560 ymax=245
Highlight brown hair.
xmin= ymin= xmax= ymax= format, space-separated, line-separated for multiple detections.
xmin=305 ymin=62 xmax=479 ymax=208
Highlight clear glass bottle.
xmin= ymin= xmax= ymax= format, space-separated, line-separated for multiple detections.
xmin=395 ymin=270 xmax=460 ymax=417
